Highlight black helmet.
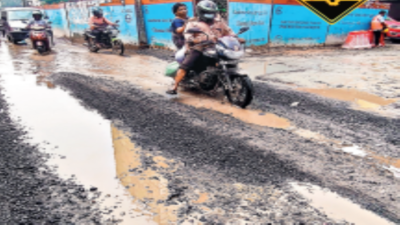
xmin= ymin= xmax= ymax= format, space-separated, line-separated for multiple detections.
xmin=196 ymin=0 xmax=218 ymax=22
xmin=92 ymin=7 xmax=103 ymax=18
xmin=32 ymin=11 xmax=43 ymax=21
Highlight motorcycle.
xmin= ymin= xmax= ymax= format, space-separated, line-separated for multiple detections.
xmin=165 ymin=26 xmax=253 ymax=108
xmin=83 ymin=20 xmax=124 ymax=56
xmin=23 ymin=22 xmax=53 ymax=55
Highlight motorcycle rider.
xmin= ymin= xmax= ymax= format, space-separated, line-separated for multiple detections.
xmin=25 ymin=11 xmax=51 ymax=50
xmin=89 ymin=7 xmax=118 ymax=48
xmin=166 ymin=0 xmax=243 ymax=95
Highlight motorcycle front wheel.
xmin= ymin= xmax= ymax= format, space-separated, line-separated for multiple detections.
xmin=87 ymin=38 xmax=99 ymax=53
xmin=112 ymin=40 xmax=124 ymax=56
xmin=225 ymin=76 xmax=253 ymax=108
xmin=37 ymin=47 xmax=46 ymax=55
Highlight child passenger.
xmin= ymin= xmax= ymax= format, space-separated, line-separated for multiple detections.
xmin=170 ymin=3 xmax=188 ymax=50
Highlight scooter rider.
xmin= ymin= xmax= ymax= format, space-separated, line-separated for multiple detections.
xmin=166 ymin=0 xmax=243 ymax=95
xmin=25 ymin=11 xmax=51 ymax=49
xmin=89 ymin=7 xmax=118 ymax=48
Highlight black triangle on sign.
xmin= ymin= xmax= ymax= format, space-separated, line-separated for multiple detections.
xmin=297 ymin=0 xmax=368 ymax=24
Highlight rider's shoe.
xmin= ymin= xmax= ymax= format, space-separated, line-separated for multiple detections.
xmin=166 ymin=89 xmax=177 ymax=95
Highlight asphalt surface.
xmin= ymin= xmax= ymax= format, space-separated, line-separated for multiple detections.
xmin=0 ymin=38 xmax=399 ymax=224
xmin=252 ymin=83 xmax=400 ymax=157
xmin=49 ymin=72 xmax=400 ymax=224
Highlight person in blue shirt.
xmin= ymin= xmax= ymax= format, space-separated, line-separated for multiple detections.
xmin=170 ymin=3 xmax=188 ymax=50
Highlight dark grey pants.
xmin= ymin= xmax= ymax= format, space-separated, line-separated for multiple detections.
xmin=172 ymin=34 xmax=185 ymax=50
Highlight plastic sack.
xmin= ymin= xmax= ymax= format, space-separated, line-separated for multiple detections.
xmin=165 ymin=61 xmax=179 ymax=77
xmin=175 ymin=46 xmax=186 ymax=64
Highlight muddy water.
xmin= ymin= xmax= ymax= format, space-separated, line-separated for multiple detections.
xmin=0 ymin=44 xmax=155 ymax=224
xmin=112 ymin=125 xmax=182 ymax=224
xmin=298 ymin=88 xmax=397 ymax=108
xmin=178 ymin=94 xmax=290 ymax=129
xmin=291 ymin=183 xmax=395 ymax=225
xmin=293 ymin=128 xmax=400 ymax=174
xmin=8 ymin=41 xmax=292 ymax=130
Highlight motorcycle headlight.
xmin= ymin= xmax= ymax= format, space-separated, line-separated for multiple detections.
xmin=112 ymin=30 xmax=119 ymax=36
xmin=221 ymin=49 xmax=244 ymax=60
xmin=389 ymin=25 xmax=400 ymax=29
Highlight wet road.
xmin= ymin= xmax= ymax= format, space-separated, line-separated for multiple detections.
xmin=0 ymin=38 xmax=399 ymax=224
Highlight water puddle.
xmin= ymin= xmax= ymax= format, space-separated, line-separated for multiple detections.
xmin=291 ymin=183 xmax=394 ymax=225
xmin=111 ymin=125 xmax=182 ymax=224
xmin=294 ymin=129 xmax=367 ymax=158
xmin=298 ymin=88 xmax=397 ymax=108
xmin=372 ymin=155 xmax=400 ymax=169
xmin=296 ymin=128 xmax=400 ymax=177
xmin=178 ymin=95 xmax=290 ymax=129
xmin=0 ymin=44 xmax=155 ymax=224
xmin=341 ymin=145 xmax=367 ymax=157
xmin=370 ymin=154 xmax=400 ymax=178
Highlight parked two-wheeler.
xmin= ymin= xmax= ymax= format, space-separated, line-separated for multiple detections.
xmin=83 ymin=20 xmax=124 ymax=56
xmin=165 ymin=27 xmax=253 ymax=108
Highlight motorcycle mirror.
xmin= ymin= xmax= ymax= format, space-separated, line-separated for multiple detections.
xmin=115 ymin=20 xmax=120 ymax=23
xmin=238 ymin=27 xmax=249 ymax=34
xmin=48 ymin=21 xmax=52 ymax=24
xmin=44 ymin=16 xmax=49 ymax=19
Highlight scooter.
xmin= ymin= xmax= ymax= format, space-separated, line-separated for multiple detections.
xmin=23 ymin=21 xmax=53 ymax=55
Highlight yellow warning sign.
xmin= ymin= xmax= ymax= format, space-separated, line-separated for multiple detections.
xmin=296 ymin=0 xmax=368 ymax=24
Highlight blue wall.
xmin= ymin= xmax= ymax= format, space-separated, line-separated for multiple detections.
xmin=46 ymin=8 xmax=69 ymax=36
xmin=99 ymin=5 xmax=138 ymax=44
xmin=142 ymin=2 xmax=193 ymax=48
xmin=326 ymin=8 xmax=388 ymax=44
xmin=269 ymin=4 xmax=329 ymax=46
xmin=66 ymin=6 xmax=90 ymax=36
xmin=42 ymin=1 xmax=390 ymax=47
xmin=228 ymin=2 xmax=272 ymax=46
xmin=44 ymin=4 xmax=138 ymax=44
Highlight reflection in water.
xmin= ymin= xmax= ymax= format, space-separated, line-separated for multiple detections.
xmin=178 ymin=95 xmax=290 ymax=129
xmin=298 ymin=88 xmax=397 ymax=108
xmin=291 ymin=183 xmax=394 ymax=225
xmin=111 ymin=125 xmax=180 ymax=225
xmin=36 ymin=75 xmax=56 ymax=89
xmin=0 ymin=44 xmax=155 ymax=224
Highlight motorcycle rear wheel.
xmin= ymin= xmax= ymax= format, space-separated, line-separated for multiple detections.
xmin=112 ymin=40 xmax=124 ymax=56
xmin=225 ymin=76 xmax=253 ymax=108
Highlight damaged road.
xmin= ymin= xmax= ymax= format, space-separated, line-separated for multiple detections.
xmin=0 ymin=38 xmax=399 ymax=224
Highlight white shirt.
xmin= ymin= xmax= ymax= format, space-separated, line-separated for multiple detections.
xmin=376 ymin=15 xmax=385 ymax=23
